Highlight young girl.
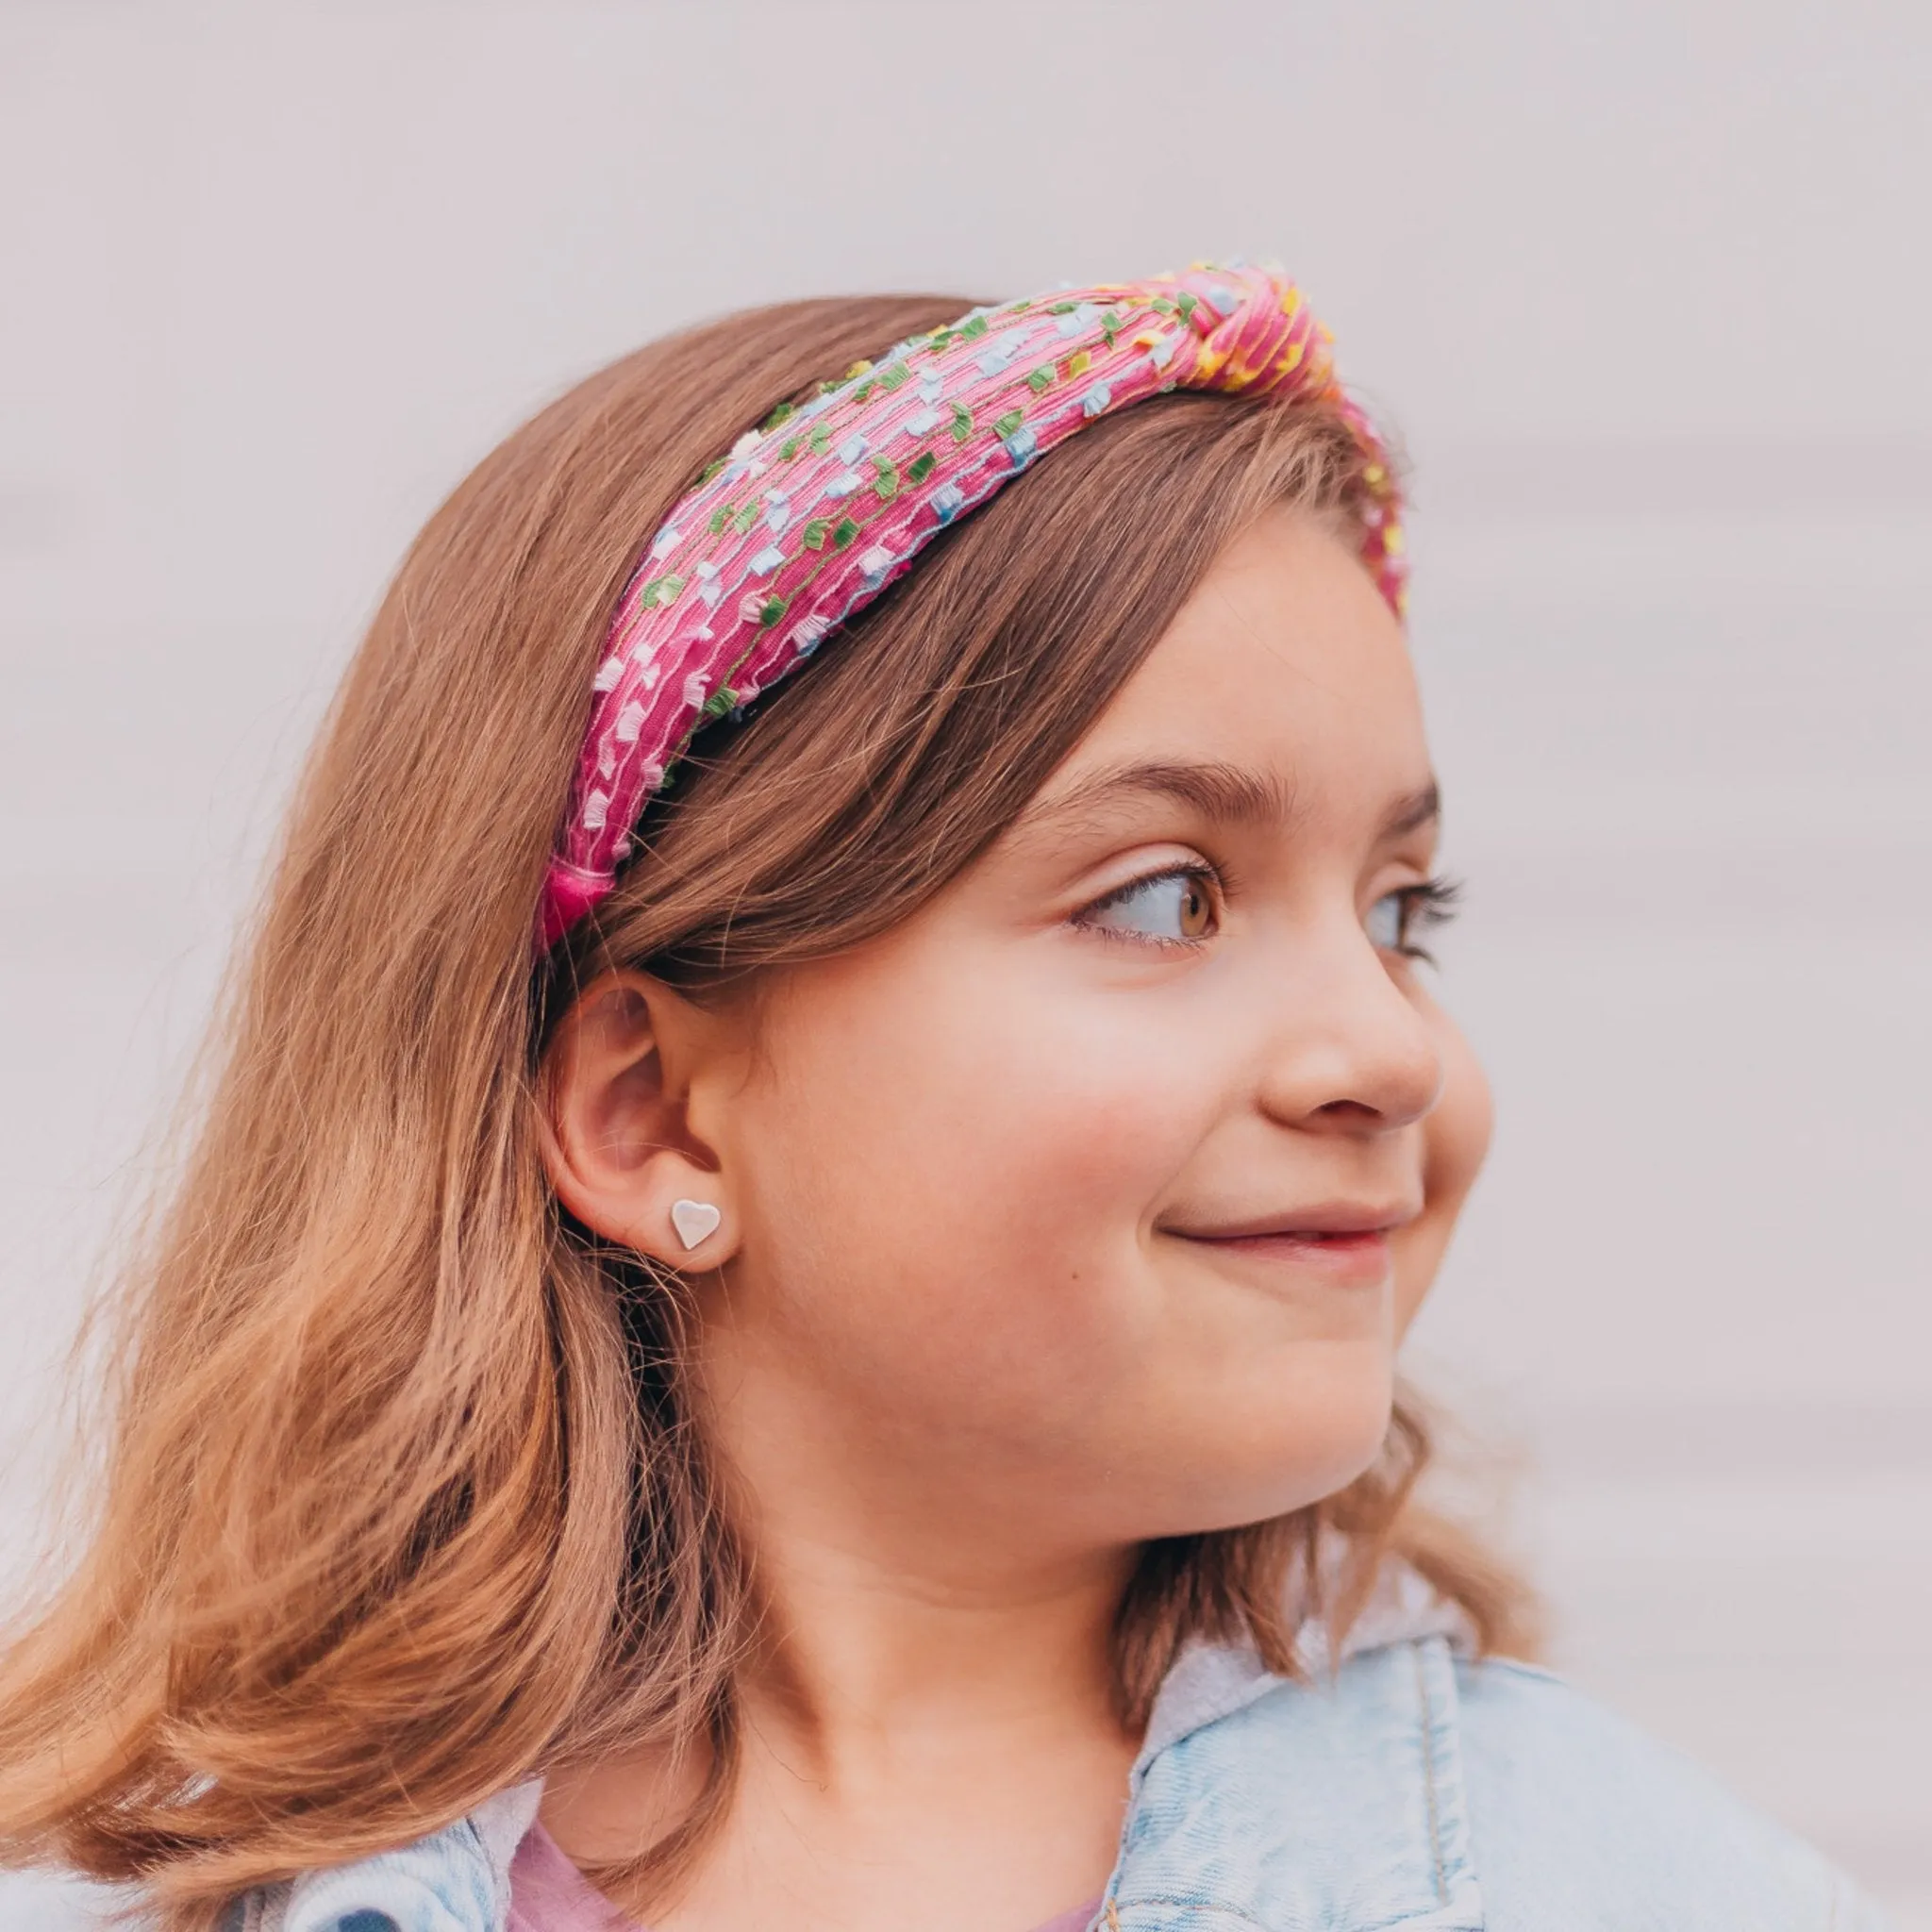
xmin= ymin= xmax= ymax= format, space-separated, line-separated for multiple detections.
xmin=0 ymin=265 xmax=1886 ymax=1931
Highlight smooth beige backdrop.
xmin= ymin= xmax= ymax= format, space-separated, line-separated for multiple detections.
xmin=3 ymin=2 xmax=1928 ymax=1923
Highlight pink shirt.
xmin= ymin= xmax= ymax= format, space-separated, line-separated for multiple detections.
xmin=507 ymin=1822 xmax=1103 ymax=1932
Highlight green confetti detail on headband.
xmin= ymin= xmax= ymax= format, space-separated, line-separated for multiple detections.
xmin=1049 ymin=300 xmax=1080 ymax=314
xmin=873 ymin=455 xmax=900 ymax=500
xmin=961 ymin=314 xmax=990 ymax=341
xmin=949 ymin=401 xmax=973 ymax=441
xmin=809 ymin=423 xmax=834 ymax=456
xmin=906 ymin=449 xmax=937 ymax=484
xmin=780 ymin=436 xmax=802 ymax=460
xmin=761 ymin=400 xmax=797 ymax=432
xmin=757 ymin=596 xmax=787 ymax=628
xmin=730 ymin=501 xmax=759 ymax=536
xmin=852 ymin=379 xmax=875 ymax=404
xmin=802 ymin=517 xmax=830 ymax=550
xmin=701 ymin=685 xmax=739 ymax=719
xmin=1026 ymin=366 xmax=1054 ymax=393
xmin=876 ymin=362 xmax=910 ymax=391
xmin=698 ymin=456 xmax=728 ymax=486
xmin=1100 ymin=311 xmax=1123 ymax=345
xmin=708 ymin=505 xmax=732 ymax=535
xmin=639 ymin=574 xmax=685 ymax=609
xmin=1175 ymin=290 xmax=1200 ymax=320
xmin=833 ymin=517 xmax=859 ymax=547
xmin=1150 ymin=296 xmax=1176 ymax=314
xmin=993 ymin=408 xmax=1025 ymax=439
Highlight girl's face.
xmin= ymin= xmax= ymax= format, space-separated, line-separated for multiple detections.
xmin=554 ymin=508 xmax=1491 ymax=1557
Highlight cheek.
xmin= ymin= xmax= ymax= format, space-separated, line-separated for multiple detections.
xmin=1393 ymin=998 xmax=1493 ymax=1331
xmin=1428 ymin=1009 xmax=1494 ymax=1204
xmin=732 ymin=938 xmax=1214 ymax=1385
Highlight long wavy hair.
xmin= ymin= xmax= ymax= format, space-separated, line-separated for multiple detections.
xmin=0 ymin=292 xmax=1536 ymax=1927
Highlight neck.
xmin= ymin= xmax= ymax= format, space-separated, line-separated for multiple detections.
xmin=710 ymin=1323 xmax=1142 ymax=1789
xmin=541 ymin=1332 xmax=1145 ymax=1924
xmin=736 ymin=1513 xmax=1137 ymax=1790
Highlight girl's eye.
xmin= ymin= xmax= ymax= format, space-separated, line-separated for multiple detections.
xmin=1075 ymin=865 xmax=1220 ymax=948
xmin=1367 ymin=876 xmax=1462 ymax=962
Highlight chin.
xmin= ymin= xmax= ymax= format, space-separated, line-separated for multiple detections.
xmin=1156 ymin=1369 xmax=1398 ymax=1536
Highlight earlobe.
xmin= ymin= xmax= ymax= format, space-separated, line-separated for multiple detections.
xmin=538 ymin=972 xmax=740 ymax=1269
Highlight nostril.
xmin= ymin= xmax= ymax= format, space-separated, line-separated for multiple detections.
xmin=1314 ymin=1098 xmax=1386 ymax=1124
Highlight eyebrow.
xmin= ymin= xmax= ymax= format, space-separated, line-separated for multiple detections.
xmin=1011 ymin=759 xmax=1440 ymax=844
xmin=1379 ymin=778 xmax=1442 ymax=841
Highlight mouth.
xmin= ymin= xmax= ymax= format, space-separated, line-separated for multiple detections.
xmin=1161 ymin=1202 xmax=1417 ymax=1287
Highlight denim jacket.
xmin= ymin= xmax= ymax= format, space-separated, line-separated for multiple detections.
xmin=229 ymin=1579 xmax=1889 ymax=1932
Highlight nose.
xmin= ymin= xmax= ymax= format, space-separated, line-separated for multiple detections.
xmin=1253 ymin=918 xmax=1442 ymax=1134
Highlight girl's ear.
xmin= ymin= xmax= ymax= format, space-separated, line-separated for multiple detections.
xmin=539 ymin=971 xmax=740 ymax=1271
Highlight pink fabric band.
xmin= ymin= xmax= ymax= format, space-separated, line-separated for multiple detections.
xmin=540 ymin=262 xmax=1405 ymax=946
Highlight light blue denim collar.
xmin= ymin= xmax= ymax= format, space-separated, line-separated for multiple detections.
xmin=237 ymin=1565 xmax=1474 ymax=1932
xmin=1137 ymin=1558 xmax=1471 ymax=1763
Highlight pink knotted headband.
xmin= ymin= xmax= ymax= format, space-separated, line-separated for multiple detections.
xmin=541 ymin=261 xmax=1406 ymax=946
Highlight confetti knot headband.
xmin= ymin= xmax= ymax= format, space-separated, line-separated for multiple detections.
xmin=541 ymin=261 xmax=1406 ymax=946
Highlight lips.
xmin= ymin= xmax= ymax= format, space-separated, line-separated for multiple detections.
xmin=1165 ymin=1200 xmax=1419 ymax=1242
xmin=1162 ymin=1201 xmax=1417 ymax=1288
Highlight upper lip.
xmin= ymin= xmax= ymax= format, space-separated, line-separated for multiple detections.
xmin=1165 ymin=1200 xmax=1421 ymax=1240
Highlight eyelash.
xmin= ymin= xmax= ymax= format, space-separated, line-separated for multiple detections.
xmin=1392 ymin=875 xmax=1462 ymax=966
xmin=1071 ymin=865 xmax=1464 ymax=959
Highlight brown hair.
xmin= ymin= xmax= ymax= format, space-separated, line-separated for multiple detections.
xmin=0 ymin=294 xmax=1535 ymax=1927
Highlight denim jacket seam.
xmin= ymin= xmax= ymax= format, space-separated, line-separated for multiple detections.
xmin=1110 ymin=1895 xmax=1485 ymax=1931
xmin=1108 ymin=1899 xmax=1271 ymax=1929
xmin=458 ymin=1808 xmax=507 ymax=1931
xmin=1412 ymin=1641 xmax=1448 ymax=1907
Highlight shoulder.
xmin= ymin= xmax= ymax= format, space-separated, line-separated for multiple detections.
xmin=1133 ymin=1638 xmax=1885 ymax=1931
xmin=1448 ymin=1652 xmax=1889 ymax=1930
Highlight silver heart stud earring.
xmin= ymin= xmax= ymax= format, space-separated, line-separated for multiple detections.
xmin=670 ymin=1198 xmax=723 ymax=1251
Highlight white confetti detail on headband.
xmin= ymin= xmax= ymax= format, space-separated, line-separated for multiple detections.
xmin=790 ymin=613 xmax=832 ymax=657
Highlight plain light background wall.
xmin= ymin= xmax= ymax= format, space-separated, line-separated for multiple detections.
xmin=3 ymin=1 xmax=1927 ymax=1923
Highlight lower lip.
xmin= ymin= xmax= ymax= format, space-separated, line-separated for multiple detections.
xmin=1179 ymin=1229 xmax=1393 ymax=1288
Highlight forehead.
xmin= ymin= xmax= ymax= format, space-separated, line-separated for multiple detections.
xmin=1051 ymin=507 xmax=1429 ymax=818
